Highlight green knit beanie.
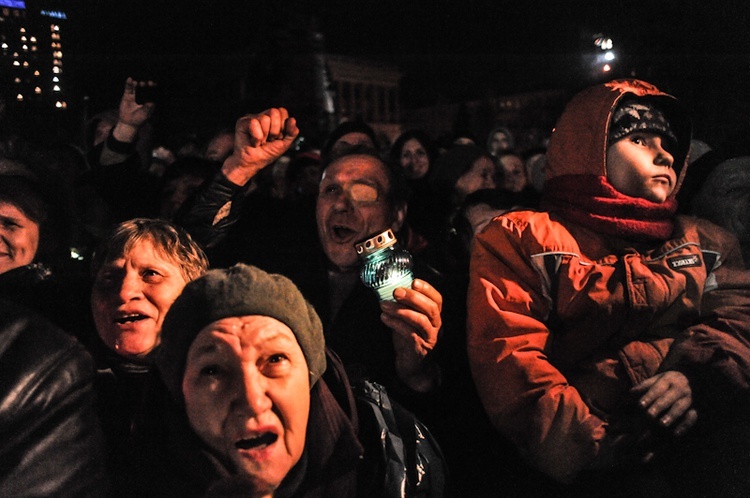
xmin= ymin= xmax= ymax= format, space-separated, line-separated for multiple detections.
xmin=157 ymin=263 xmax=326 ymax=401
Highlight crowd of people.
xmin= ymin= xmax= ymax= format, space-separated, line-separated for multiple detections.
xmin=1 ymin=75 xmax=750 ymax=497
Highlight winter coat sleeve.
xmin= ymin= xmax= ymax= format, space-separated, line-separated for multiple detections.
xmin=177 ymin=172 xmax=246 ymax=250
xmin=466 ymin=215 xmax=606 ymax=483
xmin=660 ymin=226 xmax=750 ymax=412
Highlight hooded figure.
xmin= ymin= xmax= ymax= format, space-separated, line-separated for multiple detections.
xmin=467 ymin=80 xmax=750 ymax=493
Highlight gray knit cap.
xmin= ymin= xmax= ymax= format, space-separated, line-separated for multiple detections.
xmin=608 ymin=98 xmax=678 ymax=150
xmin=157 ymin=263 xmax=326 ymax=401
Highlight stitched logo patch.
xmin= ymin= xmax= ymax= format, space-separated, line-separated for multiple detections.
xmin=667 ymin=254 xmax=701 ymax=269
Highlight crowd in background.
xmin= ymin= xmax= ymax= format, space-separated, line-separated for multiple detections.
xmin=1 ymin=74 xmax=750 ymax=498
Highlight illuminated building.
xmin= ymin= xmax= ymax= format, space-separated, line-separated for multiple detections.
xmin=0 ymin=0 xmax=69 ymax=111
xmin=325 ymin=55 xmax=402 ymax=140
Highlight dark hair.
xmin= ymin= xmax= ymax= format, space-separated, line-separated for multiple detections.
xmin=389 ymin=129 xmax=437 ymax=168
xmin=321 ymin=121 xmax=378 ymax=162
xmin=429 ymin=144 xmax=496 ymax=204
xmin=0 ymin=159 xmax=71 ymax=266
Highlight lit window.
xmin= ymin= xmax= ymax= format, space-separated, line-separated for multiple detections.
xmin=30 ymin=36 xmax=36 ymax=42
xmin=19 ymin=27 xmax=25 ymax=33
xmin=34 ymin=86 xmax=41 ymax=94
xmin=31 ymin=45 xmax=37 ymax=52
xmin=16 ymin=94 xmax=23 ymax=101
xmin=1 ymin=43 xmax=7 ymax=49
xmin=52 ymin=76 xmax=59 ymax=82
xmin=20 ymin=35 xmax=26 ymax=41
xmin=34 ymin=70 xmax=40 ymax=76
xmin=603 ymin=64 xmax=612 ymax=72
xmin=22 ymin=44 xmax=27 ymax=51
xmin=53 ymin=84 xmax=60 ymax=92
xmin=14 ymin=77 xmax=20 ymax=83
xmin=12 ymin=60 xmax=19 ymax=66
xmin=22 ymin=61 xmax=28 ymax=67
xmin=52 ymin=66 xmax=60 ymax=73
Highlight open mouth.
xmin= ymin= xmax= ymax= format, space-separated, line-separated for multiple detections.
xmin=235 ymin=432 xmax=278 ymax=450
xmin=330 ymin=224 xmax=357 ymax=242
xmin=114 ymin=313 xmax=148 ymax=324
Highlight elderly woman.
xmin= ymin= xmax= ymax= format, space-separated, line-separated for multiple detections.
xmin=88 ymin=217 xmax=208 ymax=490
xmin=123 ymin=263 xmax=445 ymax=497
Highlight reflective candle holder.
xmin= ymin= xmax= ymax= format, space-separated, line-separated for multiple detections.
xmin=355 ymin=229 xmax=414 ymax=302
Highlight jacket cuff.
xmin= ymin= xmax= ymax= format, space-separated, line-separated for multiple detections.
xmin=105 ymin=129 xmax=136 ymax=155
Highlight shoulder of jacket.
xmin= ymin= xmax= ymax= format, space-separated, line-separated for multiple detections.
xmin=0 ymin=307 xmax=94 ymax=397
xmin=675 ymin=215 xmax=740 ymax=251
xmin=480 ymin=210 xmax=579 ymax=251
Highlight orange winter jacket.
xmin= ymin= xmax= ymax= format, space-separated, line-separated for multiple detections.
xmin=466 ymin=80 xmax=750 ymax=483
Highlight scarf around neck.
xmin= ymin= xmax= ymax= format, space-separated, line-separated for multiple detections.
xmin=541 ymin=174 xmax=677 ymax=242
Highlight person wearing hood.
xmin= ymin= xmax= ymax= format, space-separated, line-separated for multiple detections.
xmin=467 ymin=80 xmax=750 ymax=494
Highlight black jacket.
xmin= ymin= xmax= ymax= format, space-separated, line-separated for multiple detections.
xmin=0 ymin=299 xmax=109 ymax=497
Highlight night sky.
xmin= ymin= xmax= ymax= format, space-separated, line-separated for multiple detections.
xmin=64 ymin=0 xmax=750 ymax=152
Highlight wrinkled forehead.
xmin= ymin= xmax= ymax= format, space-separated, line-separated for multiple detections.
xmin=321 ymin=155 xmax=391 ymax=190
xmin=189 ymin=316 xmax=300 ymax=358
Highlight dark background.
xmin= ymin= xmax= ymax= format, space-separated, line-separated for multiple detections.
xmin=61 ymin=0 xmax=750 ymax=154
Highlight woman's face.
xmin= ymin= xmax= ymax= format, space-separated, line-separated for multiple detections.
xmin=499 ymin=154 xmax=528 ymax=193
xmin=0 ymin=202 xmax=40 ymax=275
xmin=489 ymin=131 xmax=510 ymax=156
xmin=400 ymin=138 xmax=430 ymax=180
xmin=91 ymin=238 xmax=188 ymax=358
xmin=182 ymin=315 xmax=310 ymax=496
xmin=454 ymin=156 xmax=497 ymax=203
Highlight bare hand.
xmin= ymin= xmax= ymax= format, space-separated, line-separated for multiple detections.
xmin=112 ymin=77 xmax=156 ymax=143
xmin=380 ymin=278 xmax=442 ymax=392
xmin=632 ymin=370 xmax=698 ymax=437
xmin=221 ymin=108 xmax=299 ymax=186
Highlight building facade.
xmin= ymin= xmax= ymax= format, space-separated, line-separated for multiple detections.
xmin=0 ymin=0 xmax=69 ymax=112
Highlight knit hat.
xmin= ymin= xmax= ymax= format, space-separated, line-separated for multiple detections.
xmin=608 ymin=98 xmax=678 ymax=151
xmin=157 ymin=263 xmax=326 ymax=401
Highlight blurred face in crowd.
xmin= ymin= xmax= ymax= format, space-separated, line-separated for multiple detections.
xmin=92 ymin=238 xmax=189 ymax=358
xmin=205 ymin=131 xmax=235 ymax=163
xmin=500 ymin=154 xmax=528 ymax=193
xmin=159 ymin=174 xmax=207 ymax=221
xmin=454 ymin=156 xmax=497 ymax=203
xmin=400 ymin=138 xmax=430 ymax=180
xmin=489 ymin=131 xmax=511 ymax=156
xmin=606 ymin=132 xmax=676 ymax=203
xmin=182 ymin=315 xmax=310 ymax=495
xmin=0 ymin=202 xmax=39 ymax=275
xmin=317 ymin=154 xmax=403 ymax=272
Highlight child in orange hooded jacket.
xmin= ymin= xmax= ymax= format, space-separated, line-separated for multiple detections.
xmin=467 ymin=79 xmax=750 ymax=491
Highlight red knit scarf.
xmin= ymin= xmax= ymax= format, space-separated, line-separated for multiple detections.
xmin=541 ymin=174 xmax=677 ymax=242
